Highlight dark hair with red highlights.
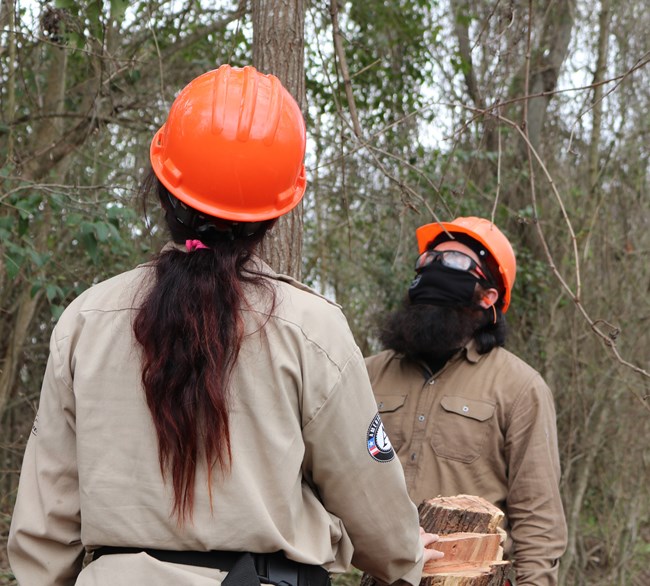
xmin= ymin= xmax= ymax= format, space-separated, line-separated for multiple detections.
xmin=133 ymin=171 xmax=274 ymax=522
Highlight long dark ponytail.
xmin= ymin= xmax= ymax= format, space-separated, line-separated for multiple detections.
xmin=133 ymin=172 xmax=274 ymax=522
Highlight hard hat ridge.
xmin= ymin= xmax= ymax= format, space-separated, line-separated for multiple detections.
xmin=210 ymin=65 xmax=284 ymax=145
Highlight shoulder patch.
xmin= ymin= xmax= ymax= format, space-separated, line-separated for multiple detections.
xmin=366 ymin=413 xmax=395 ymax=462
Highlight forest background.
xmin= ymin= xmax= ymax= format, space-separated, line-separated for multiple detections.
xmin=0 ymin=0 xmax=648 ymax=585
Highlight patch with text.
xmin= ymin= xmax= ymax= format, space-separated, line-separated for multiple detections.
xmin=367 ymin=413 xmax=395 ymax=462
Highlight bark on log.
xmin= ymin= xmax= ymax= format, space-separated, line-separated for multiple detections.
xmin=418 ymin=495 xmax=504 ymax=535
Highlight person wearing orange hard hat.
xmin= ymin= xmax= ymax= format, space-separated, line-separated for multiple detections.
xmin=8 ymin=65 xmax=442 ymax=586
xmin=365 ymin=217 xmax=567 ymax=586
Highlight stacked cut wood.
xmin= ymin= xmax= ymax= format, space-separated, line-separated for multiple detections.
xmin=418 ymin=494 xmax=511 ymax=585
xmin=360 ymin=495 xmax=511 ymax=586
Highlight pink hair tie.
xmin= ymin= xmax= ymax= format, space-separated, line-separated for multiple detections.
xmin=185 ymin=239 xmax=209 ymax=251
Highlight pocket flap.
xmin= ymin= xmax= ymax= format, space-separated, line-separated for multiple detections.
xmin=440 ymin=396 xmax=495 ymax=422
xmin=377 ymin=395 xmax=408 ymax=413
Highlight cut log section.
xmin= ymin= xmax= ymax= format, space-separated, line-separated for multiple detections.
xmin=359 ymin=561 xmax=510 ymax=586
xmin=360 ymin=495 xmax=511 ymax=586
xmin=420 ymin=561 xmax=510 ymax=586
xmin=418 ymin=495 xmax=504 ymax=535
xmin=422 ymin=532 xmax=502 ymax=573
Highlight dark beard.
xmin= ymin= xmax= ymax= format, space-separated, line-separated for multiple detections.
xmin=379 ymin=301 xmax=483 ymax=368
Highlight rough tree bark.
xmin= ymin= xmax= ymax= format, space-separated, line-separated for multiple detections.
xmin=252 ymin=0 xmax=305 ymax=279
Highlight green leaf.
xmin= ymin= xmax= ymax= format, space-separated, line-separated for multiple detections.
xmin=93 ymin=221 xmax=110 ymax=242
xmin=69 ymin=31 xmax=86 ymax=49
xmin=51 ymin=304 xmax=66 ymax=320
xmin=110 ymin=0 xmax=129 ymax=23
xmin=27 ymin=248 xmax=50 ymax=268
xmin=74 ymin=283 xmax=89 ymax=296
xmin=66 ymin=212 xmax=84 ymax=226
xmin=5 ymin=251 xmax=23 ymax=279
xmin=49 ymin=192 xmax=67 ymax=212
xmin=106 ymin=222 xmax=123 ymax=242
xmin=80 ymin=232 xmax=99 ymax=264
xmin=80 ymin=221 xmax=95 ymax=235
xmin=45 ymin=284 xmax=64 ymax=302
xmin=87 ymin=1 xmax=101 ymax=25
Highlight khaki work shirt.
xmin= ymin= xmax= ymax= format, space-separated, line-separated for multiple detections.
xmin=366 ymin=345 xmax=567 ymax=586
xmin=9 ymin=253 xmax=424 ymax=586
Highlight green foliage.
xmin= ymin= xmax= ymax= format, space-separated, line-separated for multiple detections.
xmin=332 ymin=568 xmax=361 ymax=586
xmin=342 ymin=0 xmax=440 ymax=128
xmin=1 ymin=182 xmax=142 ymax=319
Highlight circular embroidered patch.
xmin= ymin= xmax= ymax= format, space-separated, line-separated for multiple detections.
xmin=367 ymin=413 xmax=395 ymax=462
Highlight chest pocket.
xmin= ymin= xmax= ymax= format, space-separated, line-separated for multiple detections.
xmin=430 ymin=395 xmax=495 ymax=463
xmin=377 ymin=395 xmax=408 ymax=452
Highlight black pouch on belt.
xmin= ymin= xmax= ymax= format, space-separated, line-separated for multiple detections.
xmin=224 ymin=551 xmax=330 ymax=586
xmin=92 ymin=547 xmax=331 ymax=586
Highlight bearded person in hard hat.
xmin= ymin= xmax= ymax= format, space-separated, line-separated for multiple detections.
xmin=366 ymin=217 xmax=568 ymax=586
xmin=8 ymin=65 xmax=443 ymax=586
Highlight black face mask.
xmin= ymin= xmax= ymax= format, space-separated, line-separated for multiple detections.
xmin=408 ymin=263 xmax=479 ymax=307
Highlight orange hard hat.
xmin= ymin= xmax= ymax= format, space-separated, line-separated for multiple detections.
xmin=415 ymin=217 xmax=517 ymax=312
xmin=150 ymin=65 xmax=307 ymax=222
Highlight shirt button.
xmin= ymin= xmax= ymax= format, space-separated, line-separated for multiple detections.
xmin=377 ymin=402 xmax=384 ymax=409
xmin=418 ymin=415 xmax=425 ymax=422
xmin=429 ymin=379 xmax=435 ymax=385
xmin=410 ymin=453 xmax=417 ymax=461
xmin=462 ymin=405 xmax=470 ymax=413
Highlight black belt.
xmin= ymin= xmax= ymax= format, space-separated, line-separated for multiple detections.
xmin=92 ymin=547 xmax=330 ymax=586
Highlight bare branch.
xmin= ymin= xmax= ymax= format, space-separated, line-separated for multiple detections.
xmin=329 ymin=0 xmax=362 ymax=138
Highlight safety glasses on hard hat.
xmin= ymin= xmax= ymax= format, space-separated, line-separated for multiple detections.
xmin=415 ymin=249 xmax=489 ymax=281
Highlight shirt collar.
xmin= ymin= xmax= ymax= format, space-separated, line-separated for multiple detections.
xmin=159 ymin=241 xmax=338 ymax=306
xmin=463 ymin=338 xmax=482 ymax=363
xmin=400 ymin=337 xmax=483 ymax=379
xmin=161 ymin=240 xmax=276 ymax=274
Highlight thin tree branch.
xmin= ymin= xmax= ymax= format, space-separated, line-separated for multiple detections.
xmin=329 ymin=0 xmax=362 ymax=138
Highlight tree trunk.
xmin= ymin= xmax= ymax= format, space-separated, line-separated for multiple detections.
xmin=449 ymin=0 xmax=496 ymax=152
xmin=22 ymin=41 xmax=68 ymax=180
xmin=559 ymin=401 xmax=611 ymax=584
xmin=588 ymin=0 xmax=611 ymax=196
xmin=252 ymin=0 xmax=305 ymax=279
xmin=523 ymin=0 xmax=575 ymax=154
xmin=0 ymin=288 xmax=43 ymax=415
